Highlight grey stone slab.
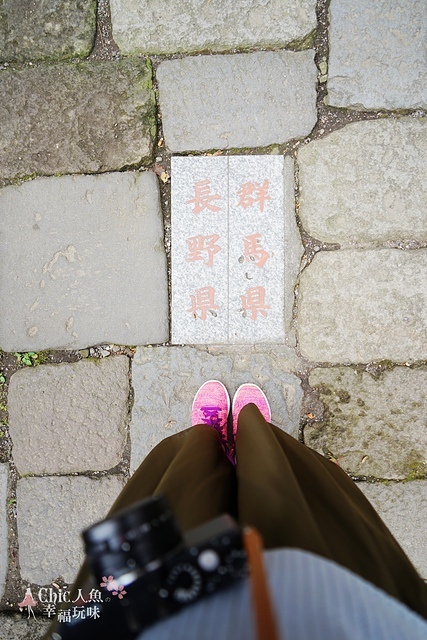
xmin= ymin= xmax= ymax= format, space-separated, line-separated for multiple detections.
xmin=8 ymin=357 xmax=129 ymax=475
xmin=17 ymin=475 xmax=124 ymax=585
xmin=157 ymin=51 xmax=317 ymax=153
xmin=0 ymin=59 xmax=155 ymax=181
xmin=328 ymin=0 xmax=427 ymax=109
xmin=171 ymin=156 xmax=295 ymax=344
xmin=298 ymin=119 xmax=427 ymax=245
xmin=110 ymin=0 xmax=316 ymax=55
xmin=297 ymin=249 xmax=427 ymax=363
xmin=305 ymin=367 xmax=427 ymax=480
xmin=130 ymin=345 xmax=303 ymax=473
xmin=0 ymin=0 xmax=96 ymax=62
xmin=0 ymin=172 xmax=168 ymax=351
xmin=229 ymin=155 xmax=285 ymax=342
xmin=359 ymin=481 xmax=427 ymax=578
xmin=171 ymin=156 xmax=229 ymax=343
xmin=0 ymin=464 xmax=7 ymax=601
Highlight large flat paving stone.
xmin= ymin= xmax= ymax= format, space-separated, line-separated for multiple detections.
xmin=305 ymin=367 xmax=427 ymax=480
xmin=359 ymin=481 xmax=427 ymax=578
xmin=298 ymin=119 xmax=427 ymax=245
xmin=8 ymin=358 xmax=129 ymax=475
xmin=17 ymin=475 xmax=125 ymax=584
xmin=0 ymin=172 xmax=168 ymax=351
xmin=0 ymin=59 xmax=155 ymax=181
xmin=130 ymin=345 xmax=303 ymax=473
xmin=157 ymin=51 xmax=317 ymax=152
xmin=0 ymin=0 xmax=96 ymax=62
xmin=0 ymin=464 xmax=7 ymax=601
xmin=110 ymin=0 xmax=316 ymax=55
xmin=328 ymin=0 xmax=427 ymax=109
xmin=297 ymin=249 xmax=427 ymax=363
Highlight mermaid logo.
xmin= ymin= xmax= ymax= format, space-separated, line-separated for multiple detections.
xmin=18 ymin=587 xmax=37 ymax=619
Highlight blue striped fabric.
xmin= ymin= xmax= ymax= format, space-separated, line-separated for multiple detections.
xmin=141 ymin=548 xmax=427 ymax=639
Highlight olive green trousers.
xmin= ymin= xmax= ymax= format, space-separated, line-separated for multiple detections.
xmin=57 ymin=404 xmax=427 ymax=623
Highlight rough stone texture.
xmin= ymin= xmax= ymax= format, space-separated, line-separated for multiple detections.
xmin=305 ymin=367 xmax=427 ymax=480
xmin=0 ymin=0 xmax=96 ymax=62
xmin=298 ymin=119 xmax=427 ymax=245
xmin=157 ymin=51 xmax=317 ymax=152
xmin=328 ymin=0 xmax=427 ymax=109
xmin=283 ymin=157 xmax=304 ymax=341
xmin=17 ymin=475 xmax=125 ymax=585
xmin=360 ymin=481 xmax=427 ymax=578
xmin=130 ymin=345 xmax=303 ymax=473
xmin=110 ymin=0 xmax=316 ymax=55
xmin=0 ymin=465 xmax=7 ymax=601
xmin=8 ymin=357 xmax=129 ymax=475
xmin=297 ymin=249 xmax=427 ymax=363
xmin=0 ymin=613 xmax=50 ymax=640
xmin=0 ymin=172 xmax=168 ymax=351
xmin=0 ymin=59 xmax=155 ymax=181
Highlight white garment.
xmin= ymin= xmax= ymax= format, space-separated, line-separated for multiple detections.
xmin=141 ymin=548 xmax=427 ymax=640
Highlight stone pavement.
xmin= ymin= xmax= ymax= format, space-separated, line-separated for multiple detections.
xmin=0 ymin=0 xmax=426 ymax=636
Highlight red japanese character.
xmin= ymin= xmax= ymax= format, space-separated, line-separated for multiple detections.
xmin=186 ymin=180 xmax=221 ymax=214
xmin=188 ymin=286 xmax=220 ymax=320
xmin=243 ymin=233 xmax=270 ymax=268
xmin=236 ymin=179 xmax=270 ymax=213
xmin=186 ymin=234 xmax=221 ymax=267
xmin=240 ymin=286 xmax=270 ymax=320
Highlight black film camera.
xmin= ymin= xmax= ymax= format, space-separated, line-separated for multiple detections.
xmin=49 ymin=495 xmax=247 ymax=639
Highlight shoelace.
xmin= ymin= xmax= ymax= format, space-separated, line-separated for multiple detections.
xmin=200 ymin=405 xmax=223 ymax=428
xmin=200 ymin=405 xmax=235 ymax=465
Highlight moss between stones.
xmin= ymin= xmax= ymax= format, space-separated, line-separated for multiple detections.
xmin=286 ymin=29 xmax=317 ymax=51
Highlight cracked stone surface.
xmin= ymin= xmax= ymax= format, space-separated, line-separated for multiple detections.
xmin=297 ymin=249 xmax=427 ymax=363
xmin=8 ymin=357 xmax=129 ymax=475
xmin=305 ymin=367 xmax=427 ymax=480
xmin=0 ymin=59 xmax=155 ymax=181
xmin=0 ymin=614 xmax=50 ymax=640
xmin=0 ymin=465 xmax=7 ymax=601
xmin=130 ymin=345 xmax=303 ymax=473
xmin=359 ymin=481 xmax=427 ymax=578
xmin=110 ymin=0 xmax=316 ymax=54
xmin=298 ymin=118 xmax=427 ymax=245
xmin=157 ymin=51 xmax=317 ymax=152
xmin=0 ymin=0 xmax=96 ymax=62
xmin=16 ymin=475 xmax=125 ymax=585
xmin=0 ymin=172 xmax=168 ymax=351
xmin=328 ymin=0 xmax=427 ymax=109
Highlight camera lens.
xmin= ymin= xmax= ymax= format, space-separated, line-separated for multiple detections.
xmin=83 ymin=495 xmax=183 ymax=583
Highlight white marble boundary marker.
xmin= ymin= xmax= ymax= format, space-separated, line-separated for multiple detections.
xmin=172 ymin=156 xmax=285 ymax=343
xmin=229 ymin=156 xmax=284 ymax=342
xmin=171 ymin=157 xmax=228 ymax=343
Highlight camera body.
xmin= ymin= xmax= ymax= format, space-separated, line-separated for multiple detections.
xmin=49 ymin=495 xmax=247 ymax=639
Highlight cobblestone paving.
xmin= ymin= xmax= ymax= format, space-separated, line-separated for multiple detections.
xmin=0 ymin=0 xmax=426 ymax=634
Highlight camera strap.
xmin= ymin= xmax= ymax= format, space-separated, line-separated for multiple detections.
xmin=243 ymin=527 xmax=281 ymax=640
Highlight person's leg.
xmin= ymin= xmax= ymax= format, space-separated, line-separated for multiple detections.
xmin=109 ymin=424 xmax=237 ymax=530
xmin=235 ymin=403 xmax=427 ymax=620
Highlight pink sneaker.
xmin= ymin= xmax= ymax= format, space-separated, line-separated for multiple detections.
xmin=191 ymin=380 xmax=230 ymax=451
xmin=232 ymin=383 xmax=271 ymax=438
